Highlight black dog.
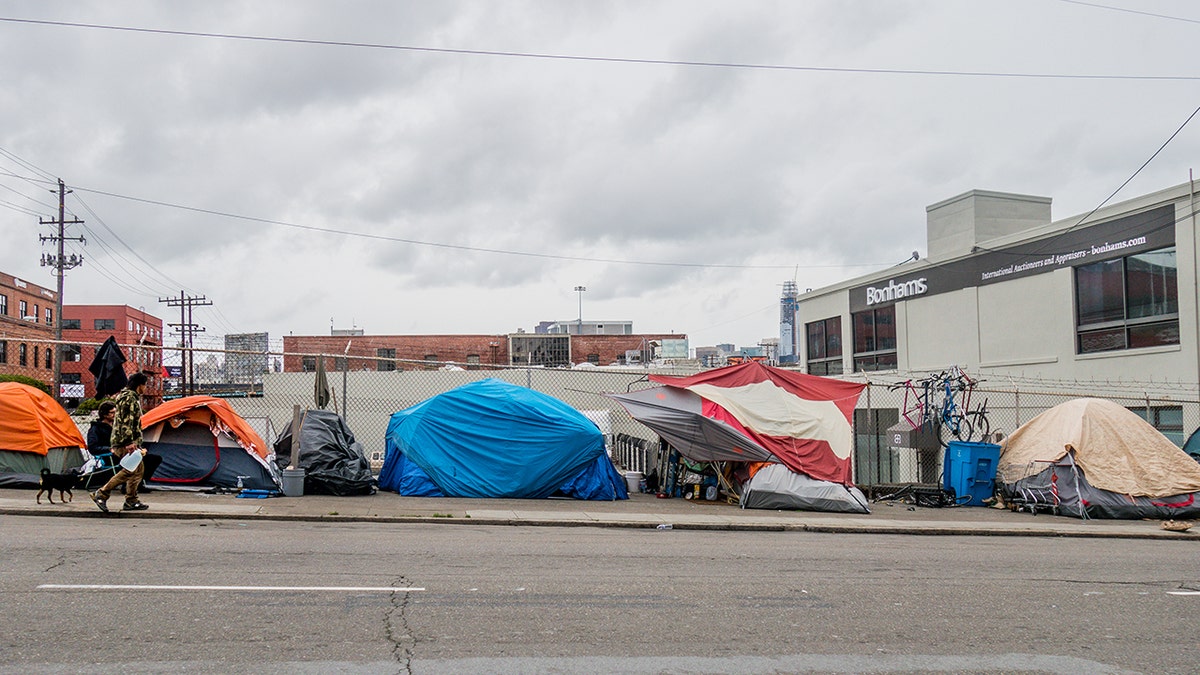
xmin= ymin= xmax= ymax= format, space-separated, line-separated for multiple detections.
xmin=37 ymin=467 xmax=83 ymax=504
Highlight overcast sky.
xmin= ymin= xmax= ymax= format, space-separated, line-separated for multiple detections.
xmin=2 ymin=0 xmax=1199 ymax=355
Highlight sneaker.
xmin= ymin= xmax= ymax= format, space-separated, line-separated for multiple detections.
xmin=90 ymin=492 xmax=109 ymax=513
xmin=122 ymin=501 xmax=149 ymax=511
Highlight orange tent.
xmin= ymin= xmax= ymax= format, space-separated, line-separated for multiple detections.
xmin=0 ymin=382 xmax=86 ymax=455
xmin=142 ymin=396 xmax=269 ymax=460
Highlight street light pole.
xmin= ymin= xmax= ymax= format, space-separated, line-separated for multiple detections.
xmin=574 ymin=286 xmax=586 ymax=335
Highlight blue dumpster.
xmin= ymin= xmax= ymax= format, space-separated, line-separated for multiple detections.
xmin=943 ymin=441 xmax=1001 ymax=506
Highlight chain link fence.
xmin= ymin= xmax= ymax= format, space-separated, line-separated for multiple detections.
xmin=854 ymin=379 xmax=1199 ymax=489
xmin=70 ymin=342 xmax=1200 ymax=489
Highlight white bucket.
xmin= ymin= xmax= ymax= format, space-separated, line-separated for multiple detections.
xmin=624 ymin=471 xmax=643 ymax=493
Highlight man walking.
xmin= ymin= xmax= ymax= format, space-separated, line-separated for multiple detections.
xmin=91 ymin=372 xmax=150 ymax=512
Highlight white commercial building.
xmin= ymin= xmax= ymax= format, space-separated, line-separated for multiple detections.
xmin=793 ymin=182 xmax=1199 ymax=455
xmin=795 ymin=181 xmax=1193 ymax=382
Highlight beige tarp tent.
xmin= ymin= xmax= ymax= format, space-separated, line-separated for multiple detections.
xmin=998 ymin=398 xmax=1200 ymax=499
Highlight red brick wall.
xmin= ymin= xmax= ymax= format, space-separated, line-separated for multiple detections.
xmin=570 ymin=334 xmax=682 ymax=365
xmin=283 ymin=335 xmax=510 ymax=371
xmin=0 ymin=272 xmax=57 ymax=386
xmin=282 ymin=333 xmax=687 ymax=371
xmin=61 ymin=305 xmax=164 ymax=404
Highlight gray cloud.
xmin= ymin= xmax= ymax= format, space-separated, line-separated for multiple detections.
xmin=2 ymin=0 xmax=1199 ymax=351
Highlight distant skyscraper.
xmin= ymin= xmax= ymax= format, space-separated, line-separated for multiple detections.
xmin=224 ymin=332 xmax=269 ymax=385
xmin=779 ymin=281 xmax=799 ymax=364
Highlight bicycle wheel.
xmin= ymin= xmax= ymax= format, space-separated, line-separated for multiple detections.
xmin=936 ymin=413 xmax=973 ymax=448
xmin=965 ymin=410 xmax=990 ymax=442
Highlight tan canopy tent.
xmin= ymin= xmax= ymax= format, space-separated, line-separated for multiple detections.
xmin=999 ymin=398 xmax=1200 ymax=518
xmin=999 ymin=398 xmax=1200 ymax=497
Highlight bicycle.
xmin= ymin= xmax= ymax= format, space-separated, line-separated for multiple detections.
xmin=890 ymin=373 xmax=945 ymax=435
xmin=932 ymin=367 xmax=991 ymax=447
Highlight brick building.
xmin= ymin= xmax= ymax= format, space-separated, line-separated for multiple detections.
xmin=282 ymin=332 xmax=688 ymax=371
xmin=0 ymin=271 xmax=57 ymax=387
xmin=61 ymin=305 xmax=165 ymax=407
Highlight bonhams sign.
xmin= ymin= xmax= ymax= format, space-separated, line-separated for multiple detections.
xmin=849 ymin=203 xmax=1175 ymax=312
xmin=865 ymin=277 xmax=928 ymax=306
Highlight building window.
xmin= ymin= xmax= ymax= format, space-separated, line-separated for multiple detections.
xmin=62 ymin=344 xmax=81 ymax=362
xmin=806 ymin=316 xmax=843 ymax=376
xmin=19 ymin=343 xmax=27 ymax=366
xmin=301 ymin=356 xmax=316 ymax=372
xmin=33 ymin=304 xmax=39 ymax=321
xmin=0 ymin=293 xmax=6 ymax=316
xmin=334 ymin=357 xmax=347 ymax=371
xmin=62 ymin=318 xmax=80 ymax=330
xmin=0 ymin=340 xmax=6 ymax=364
xmin=1129 ymin=405 xmax=1185 ymax=445
xmin=44 ymin=347 xmax=51 ymax=369
xmin=33 ymin=345 xmax=38 ymax=368
xmin=1076 ymin=246 xmax=1178 ymax=354
xmin=852 ymin=305 xmax=897 ymax=372
xmin=94 ymin=318 xmax=115 ymax=330
xmin=466 ymin=354 xmax=481 ymax=370
xmin=62 ymin=372 xmax=81 ymax=384
xmin=587 ymin=353 xmax=600 ymax=365
xmin=20 ymin=300 xmax=28 ymax=319
xmin=45 ymin=307 xmax=52 ymax=326
xmin=376 ymin=348 xmax=396 ymax=372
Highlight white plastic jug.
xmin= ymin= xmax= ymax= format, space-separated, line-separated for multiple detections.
xmin=119 ymin=449 xmax=143 ymax=472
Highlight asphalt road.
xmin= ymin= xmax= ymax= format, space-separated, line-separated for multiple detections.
xmin=3 ymin=516 xmax=1198 ymax=674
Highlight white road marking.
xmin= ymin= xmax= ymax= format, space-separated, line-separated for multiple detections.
xmin=1167 ymin=591 xmax=1200 ymax=596
xmin=38 ymin=584 xmax=424 ymax=593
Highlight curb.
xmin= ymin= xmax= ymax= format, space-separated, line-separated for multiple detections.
xmin=3 ymin=506 xmax=1197 ymax=540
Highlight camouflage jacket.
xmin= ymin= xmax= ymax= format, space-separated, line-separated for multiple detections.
xmin=110 ymin=387 xmax=143 ymax=450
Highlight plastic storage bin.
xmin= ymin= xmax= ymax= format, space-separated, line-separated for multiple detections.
xmin=942 ymin=441 xmax=1001 ymax=506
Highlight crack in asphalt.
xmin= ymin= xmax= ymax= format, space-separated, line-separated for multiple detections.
xmin=383 ymin=575 xmax=416 ymax=675
xmin=43 ymin=553 xmax=67 ymax=574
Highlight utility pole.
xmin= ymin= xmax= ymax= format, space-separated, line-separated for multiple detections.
xmin=159 ymin=291 xmax=211 ymax=395
xmin=39 ymin=179 xmax=85 ymax=403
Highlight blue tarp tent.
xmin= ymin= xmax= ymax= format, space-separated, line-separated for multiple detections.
xmin=378 ymin=379 xmax=627 ymax=500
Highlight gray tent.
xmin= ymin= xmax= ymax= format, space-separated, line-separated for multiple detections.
xmin=742 ymin=463 xmax=870 ymax=513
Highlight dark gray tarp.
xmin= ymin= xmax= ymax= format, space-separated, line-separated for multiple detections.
xmin=741 ymin=463 xmax=870 ymax=513
xmin=274 ymin=409 xmax=375 ymax=496
xmin=1001 ymin=452 xmax=1200 ymax=519
xmin=606 ymin=387 xmax=778 ymax=464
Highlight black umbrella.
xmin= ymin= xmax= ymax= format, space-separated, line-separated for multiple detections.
xmin=88 ymin=336 xmax=127 ymax=399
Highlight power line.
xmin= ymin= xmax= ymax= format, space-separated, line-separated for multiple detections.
xmin=70 ymin=192 xmax=194 ymax=292
xmin=71 ymin=185 xmax=886 ymax=270
xmin=1055 ymin=0 xmax=1200 ymax=25
xmin=972 ymin=101 xmax=1200 ymax=260
xmin=2 ymin=16 xmax=1199 ymax=82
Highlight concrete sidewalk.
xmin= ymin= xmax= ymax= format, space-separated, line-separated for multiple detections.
xmin=5 ymin=487 xmax=1199 ymax=540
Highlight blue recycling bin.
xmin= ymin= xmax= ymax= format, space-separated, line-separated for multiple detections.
xmin=943 ymin=441 xmax=1001 ymax=506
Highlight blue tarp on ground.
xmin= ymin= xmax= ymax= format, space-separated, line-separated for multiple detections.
xmin=378 ymin=379 xmax=627 ymax=500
